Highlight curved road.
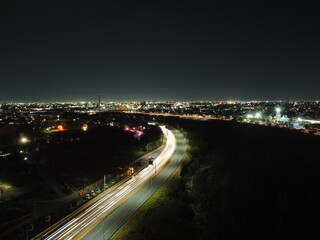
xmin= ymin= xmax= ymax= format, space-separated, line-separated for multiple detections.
xmin=33 ymin=126 xmax=187 ymax=240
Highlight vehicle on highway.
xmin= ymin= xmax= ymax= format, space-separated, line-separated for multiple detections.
xmin=32 ymin=126 xmax=177 ymax=239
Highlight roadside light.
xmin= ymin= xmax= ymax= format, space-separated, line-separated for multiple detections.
xmin=20 ymin=137 xmax=29 ymax=144
xmin=255 ymin=112 xmax=261 ymax=118
xmin=82 ymin=124 xmax=88 ymax=131
xmin=24 ymin=157 xmax=28 ymax=161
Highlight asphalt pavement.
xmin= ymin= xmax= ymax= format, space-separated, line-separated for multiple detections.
xmin=32 ymin=126 xmax=185 ymax=239
xmin=82 ymin=129 xmax=187 ymax=240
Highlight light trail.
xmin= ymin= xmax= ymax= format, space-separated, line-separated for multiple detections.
xmin=33 ymin=126 xmax=176 ymax=240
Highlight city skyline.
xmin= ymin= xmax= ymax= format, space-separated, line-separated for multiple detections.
xmin=1 ymin=1 xmax=319 ymax=238
xmin=1 ymin=1 xmax=319 ymax=101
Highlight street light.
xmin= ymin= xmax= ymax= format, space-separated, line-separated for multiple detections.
xmin=82 ymin=124 xmax=88 ymax=131
xmin=20 ymin=137 xmax=29 ymax=144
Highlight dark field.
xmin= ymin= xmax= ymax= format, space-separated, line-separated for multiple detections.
xmin=118 ymin=116 xmax=320 ymax=240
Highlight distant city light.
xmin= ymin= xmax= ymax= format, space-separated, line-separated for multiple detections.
xmin=255 ymin=112 xmax=262 ymax=118
xmin=275 ymin=107 xmax=281 ymax=113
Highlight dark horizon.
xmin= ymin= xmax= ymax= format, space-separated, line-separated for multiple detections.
xmin=1 ymin=0 xmax=319 ymax=102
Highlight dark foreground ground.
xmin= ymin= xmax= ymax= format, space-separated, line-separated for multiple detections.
xmin=113 ymin=116 xmax=320 ymax=240
xmin=0 ymin=123 xmax=162 ymax=238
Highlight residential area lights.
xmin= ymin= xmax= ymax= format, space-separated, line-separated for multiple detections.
xmin=255 ymin=112 xmax=262 ymax=118
xmin=247 ymin=113 xmax=262 ymax=119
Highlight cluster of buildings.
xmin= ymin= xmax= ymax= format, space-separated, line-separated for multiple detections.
xmin=1 ymin=101 xmax=320 ymax=136
xmin=136 ymin=101 xmax=320 ymax=134
xmin=0 ymin=101 xmax=147 ymax=159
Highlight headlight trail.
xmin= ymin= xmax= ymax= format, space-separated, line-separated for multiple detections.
xmin=34 ymin=126 xmax=176 ymax=240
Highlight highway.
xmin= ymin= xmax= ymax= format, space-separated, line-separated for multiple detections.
xmin=33 ymin=126 xmax=186 ymax=240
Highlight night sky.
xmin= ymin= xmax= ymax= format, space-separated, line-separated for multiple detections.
xmin=0 ymin=0 xmax=319 ymax=102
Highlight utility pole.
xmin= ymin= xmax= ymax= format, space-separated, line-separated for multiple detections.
xmin=103 ymin=175 xmax=106 ymax=191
